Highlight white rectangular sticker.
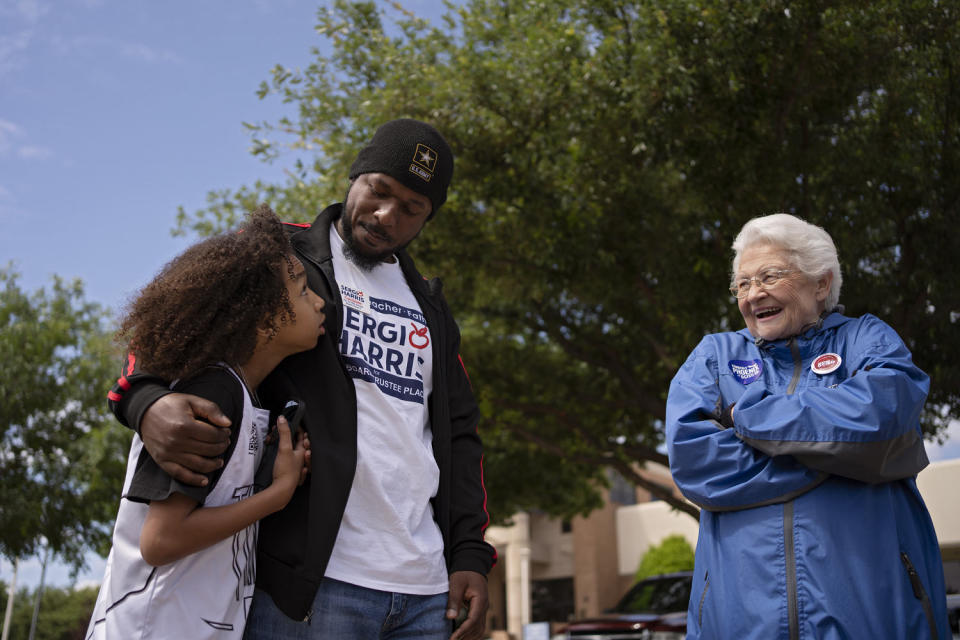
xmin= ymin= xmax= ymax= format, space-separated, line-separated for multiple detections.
xmin=339 ymin=283 xmax=371 ymax=315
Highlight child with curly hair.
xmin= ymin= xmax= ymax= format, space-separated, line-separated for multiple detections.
xmin=87 ymin=205 xmax=325 ymax=639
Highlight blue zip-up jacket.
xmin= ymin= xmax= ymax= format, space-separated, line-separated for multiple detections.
xmin=666 ymin=312 xmax=949 ymax=639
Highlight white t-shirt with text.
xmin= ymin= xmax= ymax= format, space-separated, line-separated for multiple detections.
xmin=324 ymin=226 xmax=447 ymax=594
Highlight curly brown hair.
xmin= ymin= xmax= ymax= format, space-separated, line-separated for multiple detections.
xmin=117 ymin=204 xmax=297 ymax=381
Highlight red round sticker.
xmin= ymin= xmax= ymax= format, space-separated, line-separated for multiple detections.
xmin=811 ymin=353 xmax=842 ymax=375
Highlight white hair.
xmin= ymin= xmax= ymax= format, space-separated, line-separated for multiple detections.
xmin=731 ymin=213 xmax=842 ymax=309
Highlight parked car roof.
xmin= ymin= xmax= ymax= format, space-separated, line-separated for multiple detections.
xmin=561 ymin=571 xmax=692 ymax=639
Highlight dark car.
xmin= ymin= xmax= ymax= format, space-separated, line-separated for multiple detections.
xmin=947 ymin=592 xmax=959 ymax=635
xmin=560 ymin=571 xmax=692 ymax=640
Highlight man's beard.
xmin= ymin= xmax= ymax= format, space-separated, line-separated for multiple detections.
xmin=339 ymin=198 xmax=395 ymax=272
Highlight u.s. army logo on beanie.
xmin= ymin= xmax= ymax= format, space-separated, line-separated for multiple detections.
xmin=348 ymin=118 xmax=454 ymax=217
xmin=409 ymin=143 xmax=437 ymax=182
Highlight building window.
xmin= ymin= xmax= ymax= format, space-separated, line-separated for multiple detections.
xmin=531 ymin=577 xmax=574 ymax=623
xmin=608 ymin=468 xmax=636 ymax=505
xmin=944 ymin=558 xmax=960 ymax=594
xmin=561 ymin=519 xmax=572 ymax=533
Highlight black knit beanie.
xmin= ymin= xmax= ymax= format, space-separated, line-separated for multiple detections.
xmin=349 ymin=119 xmax=454 ymax=218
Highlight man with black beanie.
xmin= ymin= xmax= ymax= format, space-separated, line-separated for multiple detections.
xmin=106 ymin=119 xmax=496 ymax=640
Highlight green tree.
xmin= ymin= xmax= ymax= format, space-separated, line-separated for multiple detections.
xmin=0 ymin=582 xmax=100 ymax=640
xmin=634 ymin=534 xmax=694 ymax=582
xmin=176 ymin=0 xmax=960 ymax=521
xmin=0 ymin=268 xmax=130 ymax=572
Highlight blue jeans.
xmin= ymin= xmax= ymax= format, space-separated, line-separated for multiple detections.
xmin=243 ymin=579 xmax=451 ymax=639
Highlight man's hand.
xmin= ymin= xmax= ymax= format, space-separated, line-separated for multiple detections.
xmin=139 ymin=393 xmax=231 ymax=486
xmin=447 ymin=570 xmax=488 ymax=640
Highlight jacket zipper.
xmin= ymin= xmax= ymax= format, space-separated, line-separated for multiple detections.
xmin=698 ymin=570 xmax=710 ymax=627
xmin=786 ymin=337 xmax=802 ymax=395
xmin=785 ymin=338 xmax=801 ymax=640
xmin=297 ymin=248 xmax=348 ymax=366
xmin=784 ymin=501 xmax=799 ymax=640
xmin=900 ymin=552 xmax=939 ymax=639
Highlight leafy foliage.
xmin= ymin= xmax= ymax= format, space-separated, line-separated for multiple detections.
xmin=0 ymin=582 xmax=100 ymax=640
xmin=0 ymin=268 xmax=130 ymax=571
xmin=177 ymin=0 xmax=960 ymax=521
xmin=634 ymin=534 xmax=695 ymax=582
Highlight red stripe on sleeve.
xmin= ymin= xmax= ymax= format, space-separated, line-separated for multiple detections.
xmin=480 ymin=454 xmax=498 ymax=565
xmin=458 ymin=353 xmax=495 ymax=563
xmin=458 ymin=354 xmax=472 ymax=388
xmin=110 ymin=351 xmax=137 ymax=397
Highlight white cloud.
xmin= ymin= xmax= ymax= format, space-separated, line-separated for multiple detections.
xmin=0 ymin=0 xmax=48 ymax=23
xmin=118 ymin=41 xmax=181 ymax=64
xmin=0 ymin=118 xmax=24 ymax=153
xmin=926 ymin=419 xmax=960 ymax=463
xmin=46 ymin=33 xmax=180 ymax=64
xmin=0 ymin=0 xmax=45 ymax=74
xmin=0 ymin=118 xmax=22 ymax=135
xmin=1 ymin=2 xmax=179 ymax=76
xmin=75 ymin=578 xmax=102 ymax=590
xmin=18 ymin=144 xmax=53 ymax=159
xmin=0 ymin=29 xmax=33 ymax=76
xmin=18 ymin=0 xmax=45 ymax=21
xmin=0 ymin=549 xmax=107 ymax=591
xmin=0 ymin=119 xmax=48 ymax=160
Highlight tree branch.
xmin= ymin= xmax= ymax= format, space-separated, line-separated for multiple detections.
xmin=496 ymin=411 xmax=699 ymax=521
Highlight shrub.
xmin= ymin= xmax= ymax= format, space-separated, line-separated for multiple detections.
xmin=634 ymin=534 xmax=695 ymax=582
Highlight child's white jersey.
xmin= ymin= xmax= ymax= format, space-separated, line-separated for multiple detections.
xmin=86 ymin=366 xmax=270 ymax=639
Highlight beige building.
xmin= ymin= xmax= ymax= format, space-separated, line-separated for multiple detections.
xmin=484 ymin=458 xmax=960 ymax=639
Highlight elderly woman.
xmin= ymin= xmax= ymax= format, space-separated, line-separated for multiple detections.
xmin=666 ymin=213 xmax=949 ymax=639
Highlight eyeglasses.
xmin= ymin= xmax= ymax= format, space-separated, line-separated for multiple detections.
xmin=729 ymin=269 xmax=795 ymax=299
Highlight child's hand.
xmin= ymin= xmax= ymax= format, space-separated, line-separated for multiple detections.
xmin=272 ymin=416 xmax=306 ymax=497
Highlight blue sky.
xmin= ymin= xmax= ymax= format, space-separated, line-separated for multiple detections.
xmin=0 ymin=0 xmax=328 ymax=312
xmin=2 ymin=0 xmax=959 ymax=592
